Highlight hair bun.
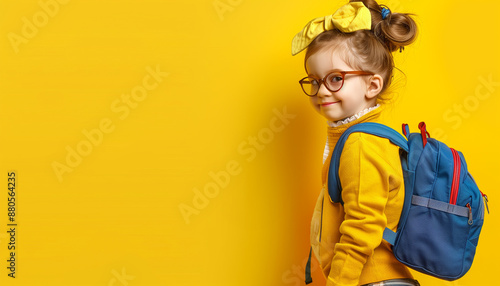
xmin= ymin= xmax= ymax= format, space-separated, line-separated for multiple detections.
xmin=378 ymin=12 xmax=418 ymax=52
xmin=351 ymin=0 xmax=418 ymax=52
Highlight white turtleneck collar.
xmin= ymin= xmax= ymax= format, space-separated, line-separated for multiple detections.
xmin=326 ymin=104 xmax=380 ymax=128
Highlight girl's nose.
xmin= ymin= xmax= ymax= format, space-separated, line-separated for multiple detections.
xmin=316 ymin=82 xmax=332 ymax=97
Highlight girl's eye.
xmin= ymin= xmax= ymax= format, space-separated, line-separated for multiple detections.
xmin=329 ymin=76 xmax=343 ymax=83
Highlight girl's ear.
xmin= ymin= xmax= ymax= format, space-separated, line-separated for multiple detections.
xmin=365 ymin=74 xmax=384 ymax=99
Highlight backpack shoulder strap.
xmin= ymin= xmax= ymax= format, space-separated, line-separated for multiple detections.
xmin=327 ymin=122 xmax=409 ymax=245
xmin=327 ymin=122 xmax=409 ymax=204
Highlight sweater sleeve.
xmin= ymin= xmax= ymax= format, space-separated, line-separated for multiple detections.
xmin=326 ymin=133 xmax=400 ymax=286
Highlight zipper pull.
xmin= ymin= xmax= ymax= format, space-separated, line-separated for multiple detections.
xmin=418 ymin=122 xmax=430 ymax=147
xmin=480 ymin=191 xmax=490 ymax=214
xmin=466 ymin=203 xmax=473 ymax=225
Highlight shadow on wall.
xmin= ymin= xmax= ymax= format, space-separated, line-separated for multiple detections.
xmin=270 ymin=90 xmax=326 ymax=285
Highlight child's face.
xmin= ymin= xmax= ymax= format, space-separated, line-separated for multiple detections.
xmin=305 ymin=47 xmax=379 ymax=122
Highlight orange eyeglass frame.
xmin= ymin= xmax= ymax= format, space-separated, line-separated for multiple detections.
xmin=299 ymin=70 xmax=374 ymax=96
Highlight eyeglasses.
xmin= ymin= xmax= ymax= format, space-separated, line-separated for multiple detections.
xmin=298 ymin=70 xmax=375 ymax=96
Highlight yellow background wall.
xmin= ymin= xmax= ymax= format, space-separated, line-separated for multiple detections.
xmin=0 ymin=0 xmax=498 ymax=285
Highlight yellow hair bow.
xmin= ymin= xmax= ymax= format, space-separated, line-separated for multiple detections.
xmin=291 ymin=2 xmax=372 ymax=56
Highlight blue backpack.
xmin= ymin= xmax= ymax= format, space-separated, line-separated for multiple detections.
xmin=305 ymin=122 xmax=488 ymax=283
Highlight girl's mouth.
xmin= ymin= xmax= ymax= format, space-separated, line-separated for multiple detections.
xmin=321 ymin=101 xmax=339 ymax=107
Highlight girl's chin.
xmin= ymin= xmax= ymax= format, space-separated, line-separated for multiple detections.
xmin=320 ymin=111 xmax=345 ymax=122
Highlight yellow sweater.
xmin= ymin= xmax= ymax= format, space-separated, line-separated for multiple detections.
xmin=310 ymin=106 xmax=413 ymax=286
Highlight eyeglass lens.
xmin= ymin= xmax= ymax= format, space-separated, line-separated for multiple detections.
xmin=301 ymin=72 xmax=344 ymax=96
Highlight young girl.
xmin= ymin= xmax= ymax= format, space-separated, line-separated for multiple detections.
xmin=291 ymin=1 xmax=419 ymax=285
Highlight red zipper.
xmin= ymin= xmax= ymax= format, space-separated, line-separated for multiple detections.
xmin=449 ymin=148 xmax=461 ymax=205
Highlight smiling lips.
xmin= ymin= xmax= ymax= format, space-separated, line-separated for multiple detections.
xmin=321 ymin=101 xmax=339 ymax=107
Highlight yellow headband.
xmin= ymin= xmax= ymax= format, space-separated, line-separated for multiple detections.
xmin=291 ymin=2 xmax=372 ymax=56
